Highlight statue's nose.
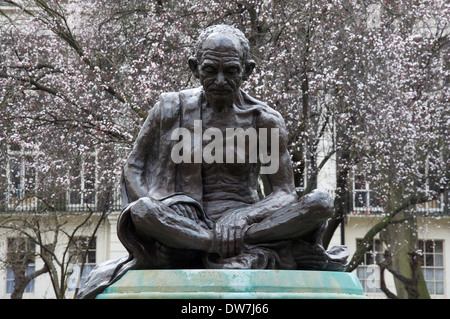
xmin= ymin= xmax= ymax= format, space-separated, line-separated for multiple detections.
xmin=215 ymin=72 xmax=226 ymax=86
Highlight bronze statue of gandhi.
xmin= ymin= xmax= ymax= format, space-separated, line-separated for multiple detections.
xmin=77 ymin=24 xmax=348 ymax=299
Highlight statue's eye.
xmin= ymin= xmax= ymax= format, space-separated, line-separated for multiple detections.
xmin=226 ymin=67 xmax=240 ymax=76
xmin=202 ymin=66 xmax=216 ymax=74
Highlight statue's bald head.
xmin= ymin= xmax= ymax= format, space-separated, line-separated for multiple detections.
xmin=189 ymin=25 xmax=255 ymax=83
xmin=193 ymin=24 xmax=250 ymax=62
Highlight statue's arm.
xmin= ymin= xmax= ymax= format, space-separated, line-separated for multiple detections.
xmin=123 ymin=102 xmax=161 ymax=202
xmin=246 ymin=108 xmax=298 ymax=223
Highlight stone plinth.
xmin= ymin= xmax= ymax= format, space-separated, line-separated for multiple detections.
xmin=96 ymin=269 xmax=367 ymax=299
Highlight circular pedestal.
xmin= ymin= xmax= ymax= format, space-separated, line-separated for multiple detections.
xmin=96 ymin=269 xmax=367 ymax=299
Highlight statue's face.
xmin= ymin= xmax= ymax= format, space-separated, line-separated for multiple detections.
xmin=197 ymin=34 xmax=245 ymax=110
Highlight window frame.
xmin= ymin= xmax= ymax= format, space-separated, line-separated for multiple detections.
xmin=418 ymin=239 xmax=445 ymax=295
xmin=5 ymin=145 xmax=38 ymax=211
xmin=5 ymin=237 xmax=36 ymax=295
xmin=351 ymin=171 xmax=383 ymax=214
xmin=67 ymin=236 xmax=96 ymax=291
xmin=66 ymin=152 xmax=98 ymax=212
xmin=356 ymin=238 xmax=384 ymax=294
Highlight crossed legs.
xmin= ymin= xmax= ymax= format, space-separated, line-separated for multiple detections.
xmin=129 ymin=189 xmax=333 ymax=259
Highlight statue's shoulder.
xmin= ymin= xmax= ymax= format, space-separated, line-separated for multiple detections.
xmin=158 ymin=91 xmax=180 ymax=107
xmin=242 ymin=91 xmax=285 ymax=128
xmin=179 ymin=87 xmax=203 ymax=108
xmin=160 ymin=87 xmax=201 ymax=99
xmin=179 ymin=86 xmax=202 ymax=98
xmin=155 ymin=87 xmax=202 ymax=119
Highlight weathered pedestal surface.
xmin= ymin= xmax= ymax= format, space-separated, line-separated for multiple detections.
xmin=96 ymin=269 xmax=367 ymax=299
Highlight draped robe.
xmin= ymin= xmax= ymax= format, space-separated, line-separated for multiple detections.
xmin=77 ymin=87 xmax=348 ymax=299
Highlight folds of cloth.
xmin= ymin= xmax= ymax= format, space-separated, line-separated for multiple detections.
xmin=77 ymin=190 xmax=348 ymax=299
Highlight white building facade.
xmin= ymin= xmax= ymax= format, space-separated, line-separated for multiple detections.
xmin=0 ymin=151 xmax=448 ymax=299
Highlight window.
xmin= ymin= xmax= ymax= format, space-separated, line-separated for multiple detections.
xmin=356 ymin=238 xmax=384 ymax=293
xmin=67 ymin=153 xmax=97 ymax=211
xmin=6 ymin=238 xmax=36 ymax=294
xmin=416 ymin=190 xmax=449 ymax=215
xmin=67 ymin=237 xmax=96 ymax=291
xmin=419 ymin=240 xmax=445 ymax=295
xmin=6 ymin=146 xmax=38 ymax=211
xmin=351 ymin=172 xmax=382 ymax=214
xmin=415 ymin=156 xmax=449 ymax=215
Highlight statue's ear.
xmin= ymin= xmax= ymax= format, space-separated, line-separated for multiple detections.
xmin=243 ymin=59 xmax=255 ymax=81
xmin=188 ymin=56 xmax=200 ymax=78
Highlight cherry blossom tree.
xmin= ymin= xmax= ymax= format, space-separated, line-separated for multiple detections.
xmin=337 ymin=1 xmax=449 ymax=298
xmin=0 ymin=0 xmax=448 ymax=298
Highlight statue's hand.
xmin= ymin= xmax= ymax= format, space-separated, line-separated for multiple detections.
xmin=170 ymin=203 xmax=201 ymax=222
xmin=211 ymin=211 xmax=250 ymax=258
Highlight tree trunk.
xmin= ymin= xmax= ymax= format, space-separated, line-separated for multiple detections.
xmin=10 ymin=264 xmax=49 ymax=299
xmin=384 ymin=209 xmax=430 ymax=299
xmin=10 ymin=268 xmax=27 ymax=299
xmin=323 ymin=149 xmax=350 ymax=249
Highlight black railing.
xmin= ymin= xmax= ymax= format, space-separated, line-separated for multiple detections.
xmin=349 ymin=191 xmax=449 ymax=216
xmin=0 ymin=190 xmax=123 ymax=213
xmin=1 ymin=188 xmax=448 ymax=216
xmin=349 ymin=206 xmax=449 ymax=216
xmin=295 ymin=187 xmax=449 ymax=216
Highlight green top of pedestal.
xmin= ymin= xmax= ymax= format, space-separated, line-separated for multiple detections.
xmin=97 ymin=269 xmax=367 ymax=299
